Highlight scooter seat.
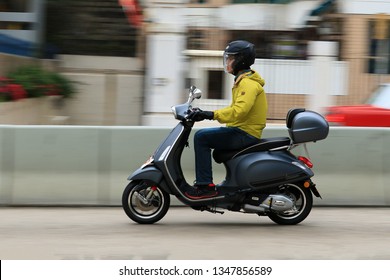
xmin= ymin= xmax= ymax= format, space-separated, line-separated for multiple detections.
xmin=212 ymin=137 xmax=291 ymax=164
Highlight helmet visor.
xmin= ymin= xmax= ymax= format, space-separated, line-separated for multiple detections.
xmin=223 ymin=52 xmax=236 ymax=74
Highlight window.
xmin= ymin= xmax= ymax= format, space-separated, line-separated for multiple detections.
xmin=368 ymin=18 xmax=390 ymax=74
xmin=187 ymin=29 xmax=207 ymax=50
xmin=0 ymin=0 xmax=32 ymax=32
xmin=207 ymin=70 xmax=223 ymax=99
xmin=190 ymin=0 xmax=208 ymax=3
xmin=230 ymin=30 xmax=307 ymax=59
xmin=0 ymin=0 xmax=29 ymax=12
xmin=45 ymin=0 xmax=138 ymax=57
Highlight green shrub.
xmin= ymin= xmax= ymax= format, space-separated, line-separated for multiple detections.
xmin=5 ymin=66 xmax=77 ymax=99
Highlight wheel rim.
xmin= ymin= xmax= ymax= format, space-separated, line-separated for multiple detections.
xmin=273 ymin=183 xmax=307 ymax=220
xmin=127 ymin=185 xmax=165 ymax=219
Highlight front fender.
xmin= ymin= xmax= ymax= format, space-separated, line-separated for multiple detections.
xmin=128 ymin=166 xmax=171 ymax=194
xmin=128 ymin=166 xmax=163 ymax=183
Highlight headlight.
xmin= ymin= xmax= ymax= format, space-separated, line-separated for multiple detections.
xmin=171 ymin=106 xmax=177 ymax=118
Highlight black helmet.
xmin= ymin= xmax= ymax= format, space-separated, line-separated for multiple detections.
xmin=223 ymin=40 xmax=256 ymax=75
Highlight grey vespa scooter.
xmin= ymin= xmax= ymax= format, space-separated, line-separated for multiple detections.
xmin=122 ymin=86 xmax=329 ymax=225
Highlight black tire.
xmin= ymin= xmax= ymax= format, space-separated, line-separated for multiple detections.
xmin=267 ymin=182 xmax=313 ymax=225
xmin=122 ymin=180 xmax=170 ymax=224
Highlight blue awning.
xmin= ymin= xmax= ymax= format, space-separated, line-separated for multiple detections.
xmin=0 ymin=33 xmax=36 ymax=57
xmin=310 ymin=0 xmax=335 ymax=17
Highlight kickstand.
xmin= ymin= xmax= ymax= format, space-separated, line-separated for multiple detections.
xmin=205 ymin=208 xmax=224 ymax=215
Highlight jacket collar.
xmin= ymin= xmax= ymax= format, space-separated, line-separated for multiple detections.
xmin=234 ymin=69 xmax=253 ymax=85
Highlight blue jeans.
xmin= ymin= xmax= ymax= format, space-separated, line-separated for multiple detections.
xmin=193 ymin=127 xmax=260 ymax=185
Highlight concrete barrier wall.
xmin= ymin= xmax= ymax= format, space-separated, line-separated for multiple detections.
xmin=0 ymin=125 xmax=389 ymax=206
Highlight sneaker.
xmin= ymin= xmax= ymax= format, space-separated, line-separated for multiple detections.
xmin=180 ymin=182 xmax=193 ymax=192
xmin=185 ymin=183 xmax=217 ymax=199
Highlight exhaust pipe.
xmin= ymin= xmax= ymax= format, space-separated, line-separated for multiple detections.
xmin=243 ymin=195 xmax=294 ymax=213
xmin=242 ymin=204 xmax=266 ymax=213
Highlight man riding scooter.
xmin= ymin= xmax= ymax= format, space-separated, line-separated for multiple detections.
xmin=186 ymin=40 xmax=268 ymax=199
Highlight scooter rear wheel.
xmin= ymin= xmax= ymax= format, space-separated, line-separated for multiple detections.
xmin=267 ymin=182 xmax=313 ymax=225
xmin=122 ymin=180 xmax=170 ymax=224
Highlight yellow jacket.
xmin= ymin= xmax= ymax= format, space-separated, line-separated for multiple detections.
xmin=213 ymin=70 xmax=267 ymax=139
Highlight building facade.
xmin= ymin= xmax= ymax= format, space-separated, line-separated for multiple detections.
xmin=2 ymin=0 xmax=390 ymax=126
xmin=142 ymin=0 xmax=390 ymax=125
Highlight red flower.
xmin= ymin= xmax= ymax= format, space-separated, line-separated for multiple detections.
xmin=0 ymin=76 xmax=10 ymax=83
xmin=8 ymin=84 xmax=27 ymax=101
xmin=0 ymin=86 xmax=8 ymax=93
xmin=0 ymin=84 xmax=11 ymax=100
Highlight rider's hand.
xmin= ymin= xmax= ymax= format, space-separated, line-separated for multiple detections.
xmin=187 ymin=109 xmax=214 ymax=122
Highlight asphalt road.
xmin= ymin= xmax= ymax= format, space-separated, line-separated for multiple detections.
xmin=0 ymin=206 xmax=389 ymax=260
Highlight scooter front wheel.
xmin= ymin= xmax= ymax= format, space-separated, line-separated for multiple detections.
xmin=122 ymin=180 xmax=170 ymax=224
xmin=267 ymin=182 xmax=313 ymax=225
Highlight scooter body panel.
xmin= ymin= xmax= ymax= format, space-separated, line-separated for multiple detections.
xmin=221 ymin=150 xmax=314 ymax=189
xmin=128 ymin=122 xmax=194 ymax=198
xmin=152 ymin=123 xmax=192 ymax=193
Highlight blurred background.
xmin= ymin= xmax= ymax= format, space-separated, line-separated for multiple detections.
xmin=0 ymin=0 xmax=390 ymax=126
xmin=1 ymin=4 xmax=390 ymax=262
